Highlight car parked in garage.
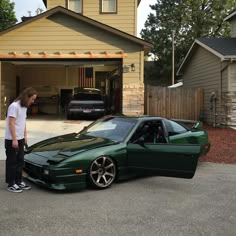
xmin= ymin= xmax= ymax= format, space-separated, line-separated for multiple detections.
xmin=66 ymin=88 xmax=106 ymax=120
xmin=23 ymin=115 xmax=210 ymax=191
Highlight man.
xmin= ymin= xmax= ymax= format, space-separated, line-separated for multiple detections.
xmin=5 ymin=87 xmax=37 ymax=193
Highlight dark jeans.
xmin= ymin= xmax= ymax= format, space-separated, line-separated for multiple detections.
xmin=5 ymin=139 xmax=25 ymax=186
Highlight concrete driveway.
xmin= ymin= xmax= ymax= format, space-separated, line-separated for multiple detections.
xmin=0 ymin=162 xmax=235 ymax=236
xmin=0 ymin=116 xmax=235 ymax=235
xmin=0 ymin=115 xmax=92 ymax=160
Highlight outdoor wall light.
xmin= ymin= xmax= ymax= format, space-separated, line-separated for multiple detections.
xmin=123 ymin=63 xmax=135 ymax=73
xmin=130 ymin=63 xmax=135 ymax=71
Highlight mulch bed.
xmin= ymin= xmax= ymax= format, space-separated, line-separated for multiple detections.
xmin=199 ymin=125 xmax=236 ymax=164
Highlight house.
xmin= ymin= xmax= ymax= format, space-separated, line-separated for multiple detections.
xmin=177 ymin=12 xmax=236 ymax=127
xmin=0 ymin=0 xmax=152 ymax=119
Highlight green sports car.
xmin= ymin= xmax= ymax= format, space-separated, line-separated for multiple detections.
xmin=23 ymin=115 xmax=210 ymax=191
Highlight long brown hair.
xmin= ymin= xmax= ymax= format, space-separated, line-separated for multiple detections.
xmin=15 ymin=87 xmax=37 ymax=107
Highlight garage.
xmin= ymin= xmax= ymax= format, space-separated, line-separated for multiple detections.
xmin=0 ymin=6 xmax=152 ymax=120
xmin=1 ymin=59 xmax=122 ymax=119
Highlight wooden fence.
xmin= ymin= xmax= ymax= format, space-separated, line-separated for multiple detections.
xmin=145 ymin=85 xmax=204 ymax=121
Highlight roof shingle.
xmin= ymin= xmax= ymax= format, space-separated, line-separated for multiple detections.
xmin=197 ymin=37 xmax=236 ymax=56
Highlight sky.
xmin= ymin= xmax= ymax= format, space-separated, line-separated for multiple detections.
xmin=11 ymin=0 xmax=156 ymax=37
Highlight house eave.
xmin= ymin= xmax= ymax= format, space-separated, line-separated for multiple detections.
xmin=176 ymin=41 xmax=195 ymax=76
xmin=0 ymin=51 xmax=128 ymax=59
xmin=224 ymin=11 xmax=236 ymax=22
xmin=221 ymin=56 xmax=236 ymax=61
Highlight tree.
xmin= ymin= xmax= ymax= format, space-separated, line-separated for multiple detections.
xmin=141 ymin=0 xmax=236 ymax=85
xmin=0 ymin=0 xmax=17 ymax=31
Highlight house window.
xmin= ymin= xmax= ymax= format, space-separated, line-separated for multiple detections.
xmin=100 ymin=0 xmax=117 ymax=13
xmin=68 ymin=0 xmax=82 ymax=13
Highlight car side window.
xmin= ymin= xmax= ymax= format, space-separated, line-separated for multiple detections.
xmin=165 ymin=120 xmax=188 ymax=136
xmin=130 ymin=121 xmax=166 ymax=144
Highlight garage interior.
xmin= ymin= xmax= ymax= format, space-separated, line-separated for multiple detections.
xmin=1 ymin=59 xmax=123 ymax=119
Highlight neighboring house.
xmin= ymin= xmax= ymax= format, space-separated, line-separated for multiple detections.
xmin=177 ymin=12 xmax=236 ymax=127
xmin=0 ymin=0 xmax=152 ymax=119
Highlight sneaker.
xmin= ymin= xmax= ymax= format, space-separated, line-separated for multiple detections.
xmin=18 ymin=181 xmax=31 ymax=190
xmin=7 ymin=184 xmax=23 ymax=193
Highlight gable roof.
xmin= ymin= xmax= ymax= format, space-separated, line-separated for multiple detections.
xmin=197 ymin=38 xmax=236 ymax=56
xmin=0 ymin=6 xmax=152 ymax=50
xmin=224 ymin=10 xmax=236 ymax=22
xmin=177 ymin=37 xmax=236 ymax=75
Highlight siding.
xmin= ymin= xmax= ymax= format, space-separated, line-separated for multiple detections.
xmin=181 ymin=46 xmax=223 ymax=125
xmin=47 ymin=0 xmax=65 ymax=9
xmin=46 ymin=0 xmax=137 ymax=35
xmin=0 ymin=15 xmax=139 ymax=52
xmin=230 ymin=18 xmax=236 ymax=37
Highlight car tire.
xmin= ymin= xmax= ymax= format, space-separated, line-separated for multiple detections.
xmin=88 ymin=156 xmax=116 ymax=189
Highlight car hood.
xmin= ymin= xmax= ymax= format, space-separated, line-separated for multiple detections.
xmin=26 ymin=133 xmax=116 ymax=160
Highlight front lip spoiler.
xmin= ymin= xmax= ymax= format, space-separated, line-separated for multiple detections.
xmin=23 ymin=171 xmax=87 ymax=191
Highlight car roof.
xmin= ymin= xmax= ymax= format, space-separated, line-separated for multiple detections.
xmin=104 ymin=115 xmax=165 ymax=121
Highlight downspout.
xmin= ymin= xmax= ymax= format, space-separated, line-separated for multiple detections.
xmin=219 ymin=59 xmax=233 ymax=126
xmin=210 ymin=91 xmax=217 ymax=127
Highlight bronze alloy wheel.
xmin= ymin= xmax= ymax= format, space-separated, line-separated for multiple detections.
xmin=89 ymin=156 xmax=116 ymax=188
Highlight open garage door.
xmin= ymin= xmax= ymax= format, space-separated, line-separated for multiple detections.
xmin=0 ymin=59 xmax=122 ymax=120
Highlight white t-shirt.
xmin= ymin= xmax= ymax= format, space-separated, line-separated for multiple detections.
xmin=5 ymin=100 xmax=27 ymax=140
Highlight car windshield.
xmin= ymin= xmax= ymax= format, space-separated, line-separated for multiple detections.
xmin=73 ymin=88 xmax=102 ymax=101
xmin=80 ymin=117 xmax=137 ymax=142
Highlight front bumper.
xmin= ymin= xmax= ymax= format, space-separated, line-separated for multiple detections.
xmin=23 ymin=161 xmax=87 ymax=191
